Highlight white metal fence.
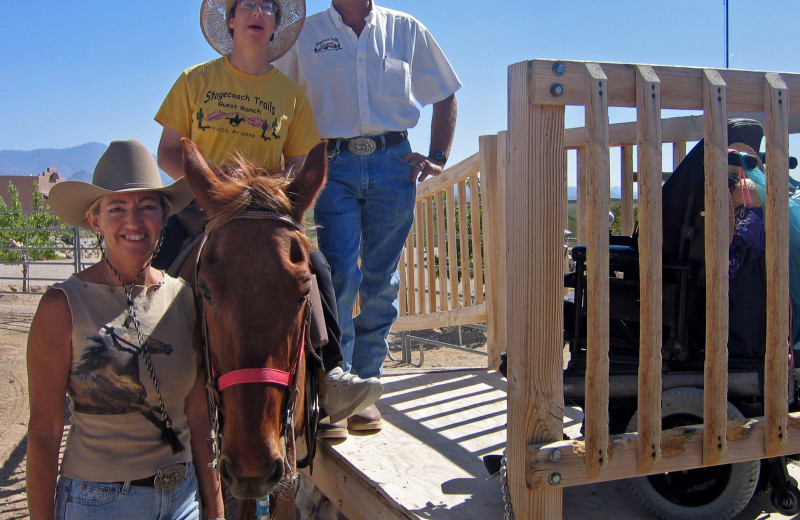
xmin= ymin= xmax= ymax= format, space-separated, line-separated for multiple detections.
xmin=0 ymin=210 xmax=99 ymax=293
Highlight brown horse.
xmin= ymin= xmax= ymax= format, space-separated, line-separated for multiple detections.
xmin=177 ymin=138 xmax=327 ymax=506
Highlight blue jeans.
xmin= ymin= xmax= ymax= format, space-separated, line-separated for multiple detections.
xmin=54 ymin=462 xmax=200 ymax=520
xmin=315 ymin=139 xmax=416 ymax=378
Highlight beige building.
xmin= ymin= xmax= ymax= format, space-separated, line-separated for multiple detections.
xmin=0 ymin=168 xmax=64 ymax=210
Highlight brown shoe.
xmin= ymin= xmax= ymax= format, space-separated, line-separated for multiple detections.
xmin=317 ymin=417 xmax=348 ymax=441
xmin=347 ymin=404 xmax=382 ymax=433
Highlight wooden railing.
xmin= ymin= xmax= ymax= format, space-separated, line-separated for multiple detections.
xmin=504 ymin=59 xmax=800 ymax=519
xmin=391 ymin=58 xmax=800 ymax=519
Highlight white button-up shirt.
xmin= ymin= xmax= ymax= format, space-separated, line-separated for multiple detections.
xmin=274 ymin=3 xmax=462 ymax=139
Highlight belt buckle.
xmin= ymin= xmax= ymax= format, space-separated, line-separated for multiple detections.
xmin=154 ymin=463 xmax=187 ymax=492
xmin=347 ymin=137 xmax=377 ymax=156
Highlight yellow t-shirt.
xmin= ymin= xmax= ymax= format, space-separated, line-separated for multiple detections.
xmin=156 ymin=57 xmax=320 ymax=171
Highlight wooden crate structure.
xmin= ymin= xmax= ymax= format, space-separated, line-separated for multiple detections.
xmin=504 ymin=59 xmax=800 ymax=519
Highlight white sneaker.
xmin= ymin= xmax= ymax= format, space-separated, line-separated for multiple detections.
xmin=322 ymin=367 xmax=383 ymax=423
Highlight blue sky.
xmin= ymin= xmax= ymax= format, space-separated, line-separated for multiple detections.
xmin=1 ymin=0 xmax=798 ymax=181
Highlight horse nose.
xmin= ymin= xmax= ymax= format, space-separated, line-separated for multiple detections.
xmin=218 ymin=454 xmax=285 ymax=499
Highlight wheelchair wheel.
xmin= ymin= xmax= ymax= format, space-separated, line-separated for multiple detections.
xmin=626 ymin=387 xmax=760 ymax=520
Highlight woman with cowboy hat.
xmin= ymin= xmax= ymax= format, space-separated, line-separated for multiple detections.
xmin=153 ymin=0 xmax=383 ymax=440
xmin=26 ymin=140 xmax=225 ymax=520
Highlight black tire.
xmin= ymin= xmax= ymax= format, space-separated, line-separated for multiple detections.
xmin=626 ymin=387 xmax=760 ymax=520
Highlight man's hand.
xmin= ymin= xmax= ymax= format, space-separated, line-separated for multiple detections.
xmin=404 ymin=152 xmax=445 ymax=183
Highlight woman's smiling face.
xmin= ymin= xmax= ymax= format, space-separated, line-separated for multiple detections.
xmin=87 ymin=191 xmax=166 ymax=262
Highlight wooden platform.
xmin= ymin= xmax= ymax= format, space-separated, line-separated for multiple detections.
xmin=302 ymin=368 xmax=646 ymax=520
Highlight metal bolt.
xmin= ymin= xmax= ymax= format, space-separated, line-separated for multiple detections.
xmin=548 ymin=472 xmax=562 ymax=485
xmin=338 ymin=500 xmax=343 ymax=507
xmin=549 ymin=449 xmax=562 ymax=463
xmin=550 ymin=84 xmax=564 ymax=97
xmin=552 ymin=62 xmax=566 ymax=76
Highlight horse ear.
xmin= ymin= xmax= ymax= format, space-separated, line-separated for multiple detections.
xmin=287 ymin=141 xmax=328 ymax=221
xmin=180 ymin=138 xmax=220 ymax=213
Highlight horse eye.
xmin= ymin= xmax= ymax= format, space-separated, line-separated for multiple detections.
xmin=296 ymin=290 xmax=310 ymax=308
xmin=198 ymin=282 xmax=214 ymax=305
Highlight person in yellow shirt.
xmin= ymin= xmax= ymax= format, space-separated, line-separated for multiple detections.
xmin=155 ymin=0 xmax=382 ymax=439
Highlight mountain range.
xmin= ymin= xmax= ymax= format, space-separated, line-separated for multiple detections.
xmin=0 ymin=143 xmax=172 ymax=185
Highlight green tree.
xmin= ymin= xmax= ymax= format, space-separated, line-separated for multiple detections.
xmin=0 ymin=180 xmax=68 ymax=263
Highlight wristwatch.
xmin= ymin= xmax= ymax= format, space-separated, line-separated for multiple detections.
xmin=428 ymin=150 xmax=448 ymax=165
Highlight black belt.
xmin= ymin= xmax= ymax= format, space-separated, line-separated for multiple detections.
xmin=129 ymin=475 xmax=158 ymax=487
xmin=327 ymin=131 xmax=407 ymax=155
xmin=126 ymin=463 xmax=188 ymax=490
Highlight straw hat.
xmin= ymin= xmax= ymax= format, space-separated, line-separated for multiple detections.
xmin=48 ymin=140 xmax=194 ymax=229
xmin=200 ymin=0 xmax=305 ymax=62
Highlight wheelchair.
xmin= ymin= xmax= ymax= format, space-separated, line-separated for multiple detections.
xmin=559 ymin=118 xmax=800 ymax=518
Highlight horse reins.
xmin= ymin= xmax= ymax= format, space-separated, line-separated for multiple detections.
xmin=195 ymin=209 xmax=317 ymax=475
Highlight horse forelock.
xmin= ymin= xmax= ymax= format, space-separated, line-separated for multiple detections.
xmin=205 ymin=155 xmax=296 ymax=233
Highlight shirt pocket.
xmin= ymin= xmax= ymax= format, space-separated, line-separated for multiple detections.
xmin=379 ymin=57 xmax=411 ymax=101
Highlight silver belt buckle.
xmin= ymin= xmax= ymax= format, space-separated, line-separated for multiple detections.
xmin=347 ymin=137 xmax=377 ymax=156
xmin=154 ymin=463 xmax=187 ymax=492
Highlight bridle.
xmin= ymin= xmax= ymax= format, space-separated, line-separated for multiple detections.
xmin=195 ymin=209 xmax=318 ymax=477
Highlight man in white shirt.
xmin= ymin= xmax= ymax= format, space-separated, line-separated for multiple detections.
xmin=275 ymin=0 xmax=461 ymax=432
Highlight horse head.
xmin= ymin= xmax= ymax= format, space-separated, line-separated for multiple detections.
xmin=180 ymin=138 xmax=327 ymax=499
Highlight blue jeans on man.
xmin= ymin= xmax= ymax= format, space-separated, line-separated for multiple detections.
xmin=314 ymin=139 xmax=416 ymax=379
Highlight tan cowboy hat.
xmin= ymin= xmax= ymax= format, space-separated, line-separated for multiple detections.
xmin=48 ymin=140 xmax=194 ymax=229
xmin=200 ymin=0 xmax=305 ymax=62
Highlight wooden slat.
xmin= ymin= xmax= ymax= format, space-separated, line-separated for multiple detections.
xmin=763 ymin=72 xmax=791 ymax=456
xmin=528 ymin=413 xmax=800 ymax=489
xmin=673 ymin=141 xmax=687 ymax=169
xmin=583 ymin=62 xmax=611 ymax=480
xmin=404 ymin=231 xmax=415 ymax=316
xmin=469 ymin=173 xmax=485 ymax=305
xmin=446 ymin=185 xmax=459 ymax=310
xmin=398 ymin=245 xmax=407 ymax=318
xmin=425 ymin=197 xmax=437 ymax=314
xmin=577 ymin=147 xmax=587 ymax=243
xmin=457 ymin=180 xmax=471 ymax=306
xmin=414 ymin=200 xmax=426 ymax=314
xmin=634 ymin=64 xmax=663 ymax=474
xmin=702 ymin=68 xmax=730 ymax=467
xmin=620 ymin=145 xmax=634 ymax=236
xmin=529 ymin=59 xmax=800 ymax=112
xmin=507 ymin=60 xmax=565 ymax=520
xmin=435 ymin=191 xmax=448 ymax=312
xmin=392 ymin=304 xmax=487 ymax=332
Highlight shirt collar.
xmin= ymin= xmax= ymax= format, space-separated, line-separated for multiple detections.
xmin=327 ymin=2 xmax=376 ymax=30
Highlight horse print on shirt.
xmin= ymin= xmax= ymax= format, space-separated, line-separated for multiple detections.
xmin=69 ymin=324 xmax=173 ymax=429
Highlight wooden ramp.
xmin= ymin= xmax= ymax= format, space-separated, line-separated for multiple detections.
xmin=303 ymin=368 xmax=649 ymax=520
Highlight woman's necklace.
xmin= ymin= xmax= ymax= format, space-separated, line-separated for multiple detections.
xmin=104 ymin=257 xmax=185 ymax=453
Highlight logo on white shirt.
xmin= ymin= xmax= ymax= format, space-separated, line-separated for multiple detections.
xmin=314 ymin=38 xmax=341 ymax=53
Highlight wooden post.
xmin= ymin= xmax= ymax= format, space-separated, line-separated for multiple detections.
xmin=506 ymin=60 xmax=565 ymax=519
xmin=481 ymin=134 xmax=505 ymax=369
xmin=763 ymin=71 xmax=790 ymax=456
xmin=635 ymin=65 xmax=663 ymax=474
xmin=583 ymin=62 xmax=611 ymax=479
xmin=577 ymin=148 xmax=587 ymax=243
xmin=702 ymin=68 xmax=729 ymax=467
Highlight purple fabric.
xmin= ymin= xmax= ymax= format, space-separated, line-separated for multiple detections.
xmin=729 ymin=205 xmax=765 ymax=279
